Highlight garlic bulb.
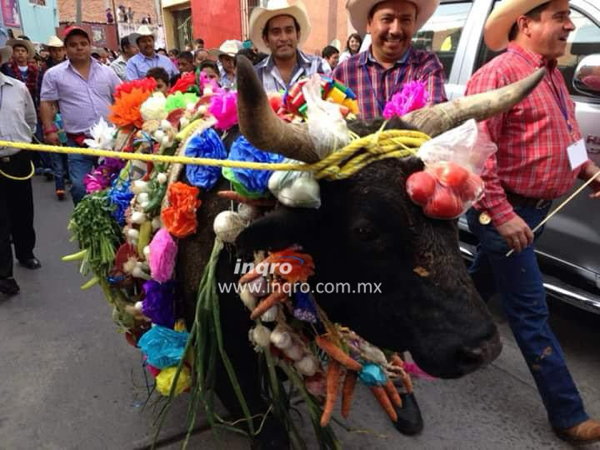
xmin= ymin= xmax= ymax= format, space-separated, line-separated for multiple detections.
xmin=137 ymin=192 xmax=150 ymax=204
xmin=283 ymin=345 xmax=303 ymax=361
xmin=151 ymin=217 xmax=162 ymax=231
xmin=237 ymin=203 xmax=259 ymax=222
xmin=130 ymin=211 xmax=146 ymax=224
xmin=132 ymin=180 xmax=150 ymax=194
xmin=269 ymin=327 xmax=292 ymax=350
xmin=153 ymin=129 xmax=165 ymax=141
xmin=260 ymin=305 xmax=278 ymax=322
xmin=295 ymin=356 xmax=318 ymax=376
xmin=239 ymin=285 xmax=256 ymax=310
xmin=213 ymin=211 xmax=246 ymax=243
xmin=127 ymin=228 xmax=139 ymax=240
xmin=250 ymin=325 xmax=271 ymax=348
xmin=140 ymin=201 xmax=150 ymax=209
xmin=157 ymin=173 xmax=168 ymax=184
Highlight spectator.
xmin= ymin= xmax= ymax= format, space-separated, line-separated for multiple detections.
xmin=40 ymin=26 xmax=121 ymax=205
xmin=199 ymin=59 xmax=220 ymax=83
xmin=168 ymin=48 xmax=180 ymax=64
xmin=42 ymin=36 xmax=66 ymax=72
xmin=1 ymin=37 xmax=40 ymax=108
xmin=117 ymin=5 xmax=127 ymax=23
xmin=126 ymin=26 xmax=179 ymax=80
xmin=194 ymin=49 xmax=209 ymax=66
xmin=237 ymin=47 xmax=267 ymax=65
xmin=146 ymin=67 xmax=170 ymax=95
xmin=194 ymin=38 xmax=204 ymax=50
xmin=157 ymin=48 xmax=168 ymax=56
xmin=211 ymin=40 xmax=241 ymax=89
xmin=110 ymin=35 xmax=139 ymax=81
xmin=0 ymin=44 xmax=41 ymax=288
xmin=106 ymin=8 xmax=114 ymax=24
xmin=322 ymin=45 xmax=340 ymax=70
xmin=338 ymin=33 xmax=363 ymax=64
xmin=127 ymin=7 xmax=134 ymax=23
xmin=176 ymin=51 xmax=195 ymax=74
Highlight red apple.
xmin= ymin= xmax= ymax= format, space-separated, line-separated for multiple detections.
xmin=424 ymin=187 xmax=464 ymax=219
xmin=406 ymin=171 xmax=437 ymax=206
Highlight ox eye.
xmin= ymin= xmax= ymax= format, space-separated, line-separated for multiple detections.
xmin=353 ymin=224 xmax=377 ymax=241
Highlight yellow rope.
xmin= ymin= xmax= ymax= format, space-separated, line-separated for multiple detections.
xmin=0 ymin=129 xmax=429 ymax=181
xmin=0 ymin=161 xmax=36 ymax=181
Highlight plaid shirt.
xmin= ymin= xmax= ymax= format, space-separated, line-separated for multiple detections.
xmin=254 ymin=50 xmax=328 ymax=93
xmin=332 ymin=46 xmax=447 ymax=120
xmin=466 ymin=43 xmax=589 ymax=226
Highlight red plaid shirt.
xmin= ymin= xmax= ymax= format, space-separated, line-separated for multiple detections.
xmin=466 ymin=43 xmax=590 ymax=226
xmin=332 ymin=46 xmax=447 ymax=120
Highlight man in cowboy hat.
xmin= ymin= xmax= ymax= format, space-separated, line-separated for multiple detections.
xmin=465 ymin=0 xmax=600 ymax=444
xmin=126 ymin=25 xmax=178 ymax=80
xmin=249 ymin=0 xmax=329 ymax=93
xmin=40 ymin=26 xmax=121 ymax=205
xmin=332 ymin=0 xmax=446 ymax=120
xmin=42 ymin=36 xmax=66 ymax=71
xmin=1 ymin=36 xmax=39 ymax=106
xmin=0 ymin=44 xmax=40 ymax=290
xmin=210 ymin=40 xmax=242 ymax=89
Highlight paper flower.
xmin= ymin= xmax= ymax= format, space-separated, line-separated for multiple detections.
xmin=140 ymin=92 xmax=168 ymax=121
xmin=222 ymin=135 xmax=283 ymax=198
xmin=209 ymin=89 xmax=238 ymax=131
xmin=84 ymin=118 xmax=117 ymax=149
xmin=83 ymin=158 xmax=125 ymax=194
xmin=293 ymin=291 xmax=317 ymax=323
xmin=109 ymin=87 xmax=154 ymax=129
xmin=114 ymin=78 xmax=156 ymax=99
xmin=107 ymin=179 xmax=134 ymax=226
xmin=165 ymin=92 xmax=199 ymax=113
xmin=359 ymin=363 xmax=387 ymax=386
xmin=148 ymin=228 xmax=178 ymax=283
xmin=137 ymin=324 xmax=189 ymax=369
xmin=169 ymin=71 xmax=199 ymax=95
xmin=161 ymin=182 xmax=201 ymax=238
xmin=142 ymin=279 xmax=176 ymax=328
xmin=383 ymin=81 xmax=428 ymax=119
xmin=155 ymin=365 xmax=191 ymax=396
xmin=185 ymin=128 xmax=227 ymax=190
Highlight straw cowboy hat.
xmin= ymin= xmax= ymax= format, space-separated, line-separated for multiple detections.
xmin=6 ymin=38 xmax=35 ymax=56
xmin=249 ymin=0 xmax=311 ymax=54
xmin=484 ymin=0 xmax=551 ymax=51
xmin=0 ymin=46 xmax=13 ymax=64
xmin=45 ymin=36 xmax=64 ymax=48
xmin=347 ymin=0 xmax=440 ymax=35
xmin=129 ymin=25 xmax=157 ymax=45
xmin=210 ymin=40 xmax=242 ymax=58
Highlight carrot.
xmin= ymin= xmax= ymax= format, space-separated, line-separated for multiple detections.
xmin=315 ymin=335 xmax=363 ymax=372
xmin=249 ymin=290 xmax=288 ymax=320
xmin=320 ymin=362 xmax=343 ymax=427
xmin=370 ymin=386 xmax=398 ymax=422
xmin=217 ymin=190 xmax=275 ymax=207
xmin=341 ymin=371 xmax=358 ymax=418
xmin=385 ymin=379 xmax=402 ymax=408
xmin=390 ymin=353 xmax=404 ymax=369
xmin=390 ymin=353 xmax=413 ymax=393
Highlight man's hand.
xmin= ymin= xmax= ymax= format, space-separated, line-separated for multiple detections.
xmin=580 ymin=163 xmax=600 ymax=199
xmin=496 ymin=215 xmax=534 ymax=253
xmin=44 ymin=132 xmax=60 ymax=146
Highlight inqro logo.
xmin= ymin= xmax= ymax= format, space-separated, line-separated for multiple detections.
xmin=233 ymin=255 xmax=305 ymax=276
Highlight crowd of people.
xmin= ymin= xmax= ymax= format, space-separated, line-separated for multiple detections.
xmin=1 ymin=0 xmax=600 ymax=444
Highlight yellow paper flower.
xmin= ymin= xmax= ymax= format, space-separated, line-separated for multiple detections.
xmin=156 ymin=366 xmax=191 ymax=396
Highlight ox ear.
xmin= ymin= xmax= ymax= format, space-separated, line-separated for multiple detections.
xmin=235 ymin=206 xmax=320 ymax=254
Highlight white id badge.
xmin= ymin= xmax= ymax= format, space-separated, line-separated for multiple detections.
xmin=567 ymin=139 xmax=588 ymax=170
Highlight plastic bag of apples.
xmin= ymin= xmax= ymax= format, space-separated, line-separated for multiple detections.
xmin=406 ymin=120 xmax=497 ymax=220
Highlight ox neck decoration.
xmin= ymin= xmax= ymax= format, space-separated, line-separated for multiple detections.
xmin=61 ymin=74 xmax=431 ymax=449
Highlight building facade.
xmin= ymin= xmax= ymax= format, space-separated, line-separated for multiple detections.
xmin=18 ymin=0 xmax=59 ymax=43
xmin=161 ymin=0 xmax=191 ymax=50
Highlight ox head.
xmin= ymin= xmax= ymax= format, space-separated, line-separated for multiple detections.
xmin=234 ymin=57 xmax=545 ymax=379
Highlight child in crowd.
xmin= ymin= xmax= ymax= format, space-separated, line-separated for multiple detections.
xmin=50 ymin=103 xmax=68 ymax=200
xmin=146 ymin=67 xmax=171 ymax=96
xmin=176 ymin=52 xmax=195 ymax=74
xmin=322 ymin=45 xmax=340 ymax=71
xmin=198 ymin=60 xmax=220 ymax=84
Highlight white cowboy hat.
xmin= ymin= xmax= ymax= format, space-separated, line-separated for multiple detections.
xmin=210 ymin=40 xmax=242 ymax=58
xmin=484 ymin=0 xmax=551 ymax=51
xmin=249 ymin=0 xmax=311 ymax=55
xmin=347 ymin=0 xmax=440 ymax=35
xmin=0 ymin=46 xmax=13 ymax=64
xmin=129 ymin=25 xmax=157 ymax=45
xmin=45 ymin=36 xmax=64 ymax=48
xmin=6 ymin=38 xmax=35 ymax=57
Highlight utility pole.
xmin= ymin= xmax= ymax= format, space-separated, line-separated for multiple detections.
xmin=76 ymin=0 xmax=82 ymax=24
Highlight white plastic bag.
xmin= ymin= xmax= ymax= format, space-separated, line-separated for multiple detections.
xmin=268 ymin=158 xmax=321 ymax=209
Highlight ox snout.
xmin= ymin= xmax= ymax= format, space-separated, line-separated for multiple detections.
xmin=452 ymin=328 xmax=502 ymax=377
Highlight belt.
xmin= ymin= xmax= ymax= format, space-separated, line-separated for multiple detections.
xmin=505 ymin=191 xmax=552 ymax=209
xmin=66 ymin=132 xmax=88 ymax=147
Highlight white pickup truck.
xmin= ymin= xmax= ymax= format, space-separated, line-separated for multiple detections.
xmin=412 ymin=0 xmax=600 ymax=313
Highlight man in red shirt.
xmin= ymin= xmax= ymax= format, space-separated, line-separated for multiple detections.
xmin=466 ymin=0 xmax=600 ymax=443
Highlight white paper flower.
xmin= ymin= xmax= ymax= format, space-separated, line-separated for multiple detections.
xmin=141 ymin=93 xmax=168 ymax=121
xmin=84 ymin=118 xmax=117 ymax=149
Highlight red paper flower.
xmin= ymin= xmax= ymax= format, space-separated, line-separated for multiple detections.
xmin=169 ymin=72 xmax=197 ymax=95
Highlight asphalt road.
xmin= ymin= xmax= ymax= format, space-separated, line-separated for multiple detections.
xmin=1 ymin=177 xmax=599 ymax=450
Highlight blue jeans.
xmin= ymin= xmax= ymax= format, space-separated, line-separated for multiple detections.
xmin=51 ymin=153 xmax=68 ymax=191
xmin=66 ymin=142 xmax=94 ymax=205
xmin=466 ymin=206 xmax=587 ymax=429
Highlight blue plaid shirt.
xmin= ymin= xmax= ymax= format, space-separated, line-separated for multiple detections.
xmin=126 ymin=52 xmax=179 ymax=81
xmin=254 ymin=50 xmax=328 ymax=93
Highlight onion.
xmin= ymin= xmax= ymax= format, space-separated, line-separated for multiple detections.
xmin=237 ymin=203 xmax=259 ymax=222
xmin=197 ymin=105 xmax=208 ymax=116
xmin=130 ymin=211 xmax=146 ymax=224
xmin=157 ymin=173 xmax=168 ymax=184
xmin=180 ymin=117 xmax=190 ymax=128
xmin=132 ymin=266 xmax=150 ymax=280
xmin=134 ymin=301 xmax=143 ymax=312
xmin=213 ymin=211 xmax=246 ymax=243
xmin=248 ymin=276 xmax=269 ymax=297
xmin=151 ymin=217 xmax=162 ymax=231
xmin=260 ymin=305 xmax=278 ymax=322
xmin=160 ymin=119 xmax=172 ymax=130
xmin=137 ymin=192 xmax=150 ymax=204
xmin=143 ymin=246 xmax=151 ymax=258
xmin=132 ymin=180 xmax=150 ymax=194
xmin=283 ymin=345 xmax=303 ymax=361
xmin=250 ymin=325 xmax=271 ymax=348
xmin=295 ymin=356 xmax=318 ymax=376
xmin=127 ymin=228 xmax=139 ymax=240
xmin=239 ymin=284 xmax=256 ymax=310
xmin=270 ymin=327 xmax=292 ymax=349
xmin=153 ymin=129 xmax=165 ymax=141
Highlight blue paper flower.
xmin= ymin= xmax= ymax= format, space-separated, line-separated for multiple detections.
xmin=137 ymin=324 xmax=189 ymax=369
xmin=293 ymin=291 xmax=317 ymax=323
xmin=224 ymin=135 xmax=283 ymax=196
xmin=185 ymin=128 xmax=227 ymax=190
xmin=142 ymin=279 xmax=176 ymax=328
xmin=107 ymin=179 xmax=134 ymax=226
xmin=359 ymin=363 xmax=387 ymax=387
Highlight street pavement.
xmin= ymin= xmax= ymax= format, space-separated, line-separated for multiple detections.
xmin=1 ymin=177 xmax=599 ymax=450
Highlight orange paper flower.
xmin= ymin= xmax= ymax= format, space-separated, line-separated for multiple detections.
xmin=109 ymin=87 xmax=153 ymax=129
xmin=161 ymin=182 xmax=201 ymax=238
xmin=268 ymin=249 xmax=315 ymax=283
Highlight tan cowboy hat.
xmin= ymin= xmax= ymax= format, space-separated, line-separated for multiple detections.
xmin=249 ymin=0 xmax=311 ymax=54
xmin=6 ymin=38 xmax=35 ymax=57
xmin=347 ymin=0 xmax=439 ymax=35
xmin=45 ymin=36 xmax=64 ymax=48
xmin=0 ymin=46 xmax=13 ymax=64
xmin=129 ymin=25 xmax=157 ymax=45
xmin=210 ymin=40 xmax=242 ymax=58
xmin=484 ymin=0 xmax=551 ymax=51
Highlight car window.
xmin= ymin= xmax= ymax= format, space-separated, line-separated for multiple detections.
xmin=412 ymin=2 xmax=473 ymax=80
xmin=476 ymin=4 xmax=600 ymax=99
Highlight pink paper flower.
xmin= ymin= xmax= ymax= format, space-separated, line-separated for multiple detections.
xmin=148 ymin=228 xmax=178 ymax=283
xmin=383 ymin=81 xmax=428 ymax=119
xmin=209 ymin=89 xmax=238 ymax=131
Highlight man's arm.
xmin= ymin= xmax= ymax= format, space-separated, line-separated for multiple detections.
xmin=23 ymin=86 xmax=37 ymax=132
xmin=39 ymin=70 xmax=60 ymax=145
xmin=125 ymin=58 xmax=137 ymax=81
xmin=420 ymin=52 xmax=448 ymax=105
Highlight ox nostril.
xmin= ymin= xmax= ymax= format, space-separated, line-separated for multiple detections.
xmin=455 ymin=346 xmax=485 ymax=373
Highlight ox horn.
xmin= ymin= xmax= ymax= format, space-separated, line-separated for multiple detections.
xmin=400 ymin=68 xmax=546 ymax=138
xmin=235 ymin=56 xmax=320 ymax=163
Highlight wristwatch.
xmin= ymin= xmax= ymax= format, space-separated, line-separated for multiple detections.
xmin=43 ymin=124 xmax=58 ymax=135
